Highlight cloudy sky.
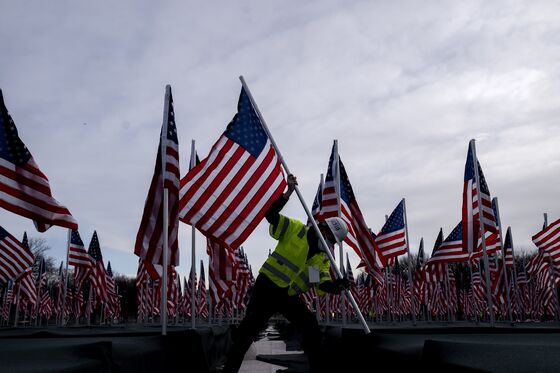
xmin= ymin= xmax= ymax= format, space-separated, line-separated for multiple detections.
xmin=1 ymin=0 xmax=559 ymax=281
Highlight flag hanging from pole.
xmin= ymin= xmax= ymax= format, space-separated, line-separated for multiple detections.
xmin=88 ymin=231 xmax=108 ymax=303
xmin=503 ymin=227 xmax=515 ymax=268
xmin=376 ymin=200 xmax=408 ymax=262
xmin=532 ymin=218 xmax=560 ymax=270
xmin=427 ymin=223 xmax=469 ymax=263
xmin=135 ymin=85 xmax=180 ymax=266
xmin=0 ymin=226 xmax=34 ymax=282
xmin=178 ymin=87 xmax=286 ymax=250
xmin=0 ymin=90 xmax=78 ymax=232
xmin=318 ymin=143 xmax=384 ymax=276
xmin=462 ymin=141 xmax=497 ymax=255
xmin=68 ymin=229 xmax=92 ymax=289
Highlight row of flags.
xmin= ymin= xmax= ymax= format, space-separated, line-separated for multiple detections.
xmin=135 ymin=240 xmax=254 ymax=321
xmin=1 ymin=89 xmax=123 ymax=324
xmin=2 ymin=80 xmax=559 ymax=326
xmin=0 ymin=227 xmax=122 ymax=325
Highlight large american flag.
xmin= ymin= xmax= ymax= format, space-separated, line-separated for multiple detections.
xmin=462 ymin=140 xmax=497 ymax=255
xmin=532 ymin=218 xmax=560 ymax=271
xmin=135 ymin=85 xmax=180 ymax=266
xmin=318 ymin=143 xmax=383 ymax=275
xmin=178 ymin=87 xmax=286 ymax=250
xmin=0 ymin=90 xmax=78 ymax=232
xmin=68 ymin=229 xmax=91 ymax=289
xmin=0 ymin=226 xmax=34 ymax=282
xmin=88 ymin=231 xmax=108 ymax=303
xmin=376 ymin=200 xmax=408 ymax=263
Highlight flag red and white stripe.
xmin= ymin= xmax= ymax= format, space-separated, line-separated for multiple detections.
xmin=135 ymin=85 xmax=180 ymax=266
xmin=0 ymin=90 xmax=78 ymax=232
xmin=0 ymin=226 xmax=34 ymax=283
xmin=178 ymin=88 xmax=286 ymax=250
xmin=532 ymin=218 xmax=560 ymax=270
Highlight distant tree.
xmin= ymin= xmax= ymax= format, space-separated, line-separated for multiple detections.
xmin=28 ymin=237 xmax=57 ymax=282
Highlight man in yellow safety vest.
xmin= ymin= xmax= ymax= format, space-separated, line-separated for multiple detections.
xmin=222 ymin=174 xmax=350 ymax=373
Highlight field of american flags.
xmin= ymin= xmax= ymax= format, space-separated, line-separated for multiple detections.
xmin=2 ymin=78 xmax=560 ymax=373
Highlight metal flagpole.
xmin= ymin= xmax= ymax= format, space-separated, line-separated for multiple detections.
xmin=161 ymin=189 xmax=169 ymax=334
xmin=239 ymin=76 xmax=370 ymax=333
xmin=333 ymin=140 xmax=346 ymax=326
xmin=13 ymin=284 xmax=21 ymax=327
xmin=34 ymin=259 xmax=43 ymax=326
xmin=444 ymin=264 xmax=452 ymax=322
xmin=384 ymin=215 xmax=393 ymax=324
xmin=402 ymin=199 xmax=417 ymax=325
xmin=160 ymin=85 xmax=171 ymax=336
xmin=315 ymin=173 xmax=324 ymax=324
xmin=493 ymin=198 xmax=513 ymax=323
xmin=508 ymin=227 xmax=519 ymax=320
xmin=61 ymin=229 xmax=71 ymax=326
xmin=470 ymin=139 xmax=495 ymax=325
xmin=191 ymin=140 xmax=197 ymax=329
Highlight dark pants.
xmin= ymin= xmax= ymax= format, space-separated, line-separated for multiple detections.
xmin=223 ymin=274 xmax=322 ymax=373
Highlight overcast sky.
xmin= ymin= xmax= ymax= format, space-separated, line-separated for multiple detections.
xmin=1 ymin=0 xmax=559 ymax=281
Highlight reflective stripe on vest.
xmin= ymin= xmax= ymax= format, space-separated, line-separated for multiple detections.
xmin=262 ymin=262 xmax=291 ymax=284
xmin=271 ymin=252 xmax=299 ymax=274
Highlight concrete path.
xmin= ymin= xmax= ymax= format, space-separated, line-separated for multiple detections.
xmin=239 ymin=327 xmax=303 ymax=373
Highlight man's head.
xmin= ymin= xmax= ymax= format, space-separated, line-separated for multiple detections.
xmin=318 ymin=217 xmax=349 ymax=246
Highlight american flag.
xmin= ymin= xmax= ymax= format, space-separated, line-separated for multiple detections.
xmin=233 ymin=247 xmax=251 ymax=310
xmin=105 ymin=261 xmax=119 ymax=315
xmin=462 ymin=140 xmax=497 ymax=255
xmin=206 ymin=238 xmax=234 ymax=309
xmin=0 ymin=90 xmax=78 ymax=232
xmin=17 ymin=268 xmax=36 ymax=305
xmin=135 ymin=85 xmax=180 ymax=266
xmin=308 ymin=174 xmax=324 ymax=226
xmin=428 ymin=223 xmax=469 ymax=263
xmin=39 ymin=290 xmax=53 ymax=319
xmin=376 ymin=200 xmax=408 ymax=263
xmin=532 ymin=218 xmax=560 ymax=271
xmin=178 ymin=87 xmax=286 ymax=250
xmin=197 ymin=260 xmax=208 ymax=318
xmin=1 ymin=280 xmax=13 ymax=321
xmin=0 ymin=226 xmax=34 ymax=282
xmin=424 ymin=229 xmax=446 ymax=282
xmin=318 ymin=143 xmax=384 ymax=276
xmin=68 ymin=229 xmax=91 ymax=289
xmin=503 ymin=227 xmax=515 ymax=268
xmin=87 ymin=231 xmax=108 ymax=303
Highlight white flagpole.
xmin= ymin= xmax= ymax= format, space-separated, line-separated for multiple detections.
xmin=492 ymin=197 xmax=513 ymax=323
xmin=402 ymin=198 xmax=417 ymax=325
xmin=61 ymin=229 xmax=71 ymax=326
xmin=190 ymin=140 xmax=197 ymax=329
xmin=13 ymin=284 xmax=21 ymax=327
xmin=315 ymin=173 xmax=324 ymax=323
xmin=470 ymin=139 xmax=495 ymax=325
xmin=160 ymin=85 xmax=172 ymax=336
xmin=508 ymin=227 xmax=519 ymax=319
xmin=333 ymin=140 xmax=347 ymax=326
xmin=239 ymin=76 xmax=370 ymax=334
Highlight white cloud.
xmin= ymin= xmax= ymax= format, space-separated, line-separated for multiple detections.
xmin=1 ymin=0 xmax=559 ymax=281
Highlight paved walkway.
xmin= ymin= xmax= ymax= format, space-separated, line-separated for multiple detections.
xmin=239 ymin=327 xmax=302 ymax=373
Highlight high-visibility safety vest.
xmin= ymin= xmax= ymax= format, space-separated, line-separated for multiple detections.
xmin=259 ymin=214 xmax=331 ymax=296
